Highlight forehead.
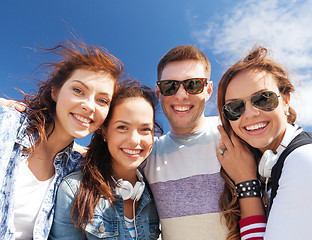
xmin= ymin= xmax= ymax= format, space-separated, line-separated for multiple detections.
xmin=111 ymin=97 xmax=153 ymax=120
xmin=161 ymin=60 xmax=207 ymax=80
xmin=225 ymin=70 xmax=279 ymax=100
xmin=66 ymin=69 xmax=115 ymax=92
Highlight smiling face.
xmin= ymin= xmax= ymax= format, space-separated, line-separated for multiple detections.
xmin=225 ymin=70 xmax=290 ymax=153
xmin=52 ymin=68 xmax=115 ymax=142
xmin=105 ymin=97 xmax=154 ymax=177
xmin=156 ymin=60 xmax=212 ymax=135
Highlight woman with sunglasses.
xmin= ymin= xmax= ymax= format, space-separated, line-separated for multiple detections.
xmin=0 ymin=41 xmax=123 ymax=240
xmin=216 ymin=46 xmax=312 ymax=240
xmin=49 ymin=80 xmax=162 ymax=240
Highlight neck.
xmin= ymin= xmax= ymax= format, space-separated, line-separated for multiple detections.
xmin=45 ymin=124 xmax=74 ymax=154
xmin=113 ymin=168 xmax=138 ymax=186
xmin=170 ymin=117 xmax=206 ymax=135
xmin=26 ymin=129 xmax=73 ymax=181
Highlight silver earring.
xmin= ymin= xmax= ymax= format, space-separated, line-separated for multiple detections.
xmin=103 ymin=138 xmax=107 ymax=142
xmin=285 ymin=110 xmax=290 ymax=116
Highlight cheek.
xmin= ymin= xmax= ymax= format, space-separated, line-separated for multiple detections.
xmin=230 ymin=121 xmax=240 ymax=134
xmin=144 ymin=135 xmax=154 ymax=151
xmin=97 ymin=107 xmax=110 ymax=123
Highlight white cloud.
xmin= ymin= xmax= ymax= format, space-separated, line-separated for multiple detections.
xmin=193 ymin=0 xmax=312 ymax=127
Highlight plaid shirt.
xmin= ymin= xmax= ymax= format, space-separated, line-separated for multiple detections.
xmin=0 ymin=106 xmax=82 ymax=240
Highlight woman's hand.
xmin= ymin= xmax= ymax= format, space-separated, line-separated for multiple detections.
xmin=217 ymin=125 xmax=257 ymax=184
xmin=0 ymin=98 xmax=26 ymax=112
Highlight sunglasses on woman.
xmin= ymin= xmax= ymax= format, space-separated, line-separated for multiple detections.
xmin=157 ymin=78 xmax=208 ymax=96
xmin=222 ymin=91 xmax=280 ymax=121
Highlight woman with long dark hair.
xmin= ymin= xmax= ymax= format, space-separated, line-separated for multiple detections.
xmin=217 ymin=46 xmax=312 ymax=240
xmin=49 ymin=81 xmax=162 ymax=240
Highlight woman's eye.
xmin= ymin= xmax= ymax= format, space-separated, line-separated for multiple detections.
xmin=73 ymin=87 xmax=82 ymax=94
xmin=97 ymin=98 xmax=109 ymax=105
xmin=117 ymin=125 xmax=127 ymax=131
xmin=142 ymin=127 xmax=153 ymax=132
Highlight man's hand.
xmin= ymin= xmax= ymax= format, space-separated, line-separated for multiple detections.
xmin=0 ymin=98 xmax=26 ymax=112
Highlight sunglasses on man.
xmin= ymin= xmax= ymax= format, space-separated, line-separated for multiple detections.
xmin=157 ymin=78 xmax=208 ymax=96
xmin=222 ymin=91 xmax=280 ymax=121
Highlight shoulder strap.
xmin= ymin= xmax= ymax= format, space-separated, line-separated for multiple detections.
xmin=270 ymin=131 xmax=312 ymax=209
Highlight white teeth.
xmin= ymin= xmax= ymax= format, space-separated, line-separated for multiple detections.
xmin=73 ymin=114 xmax=91 ymax=124
xmin=245 ymin=123 xmax=267 ymax=131
xmin=123 ymin=149 xmax=141 ymax=155
xmin=173 ymin=105 xmax=190 ymax=112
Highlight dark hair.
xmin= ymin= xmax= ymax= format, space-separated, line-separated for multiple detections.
xmin=71 ymin=79 xmax=163 ymax=229
xmin=23 ymin=40 xmax=123 ymax=150
xmin=217 ymin=46 xmax=296 ymax=240
xmin=157 ymin=45 xmax=211 ymax=81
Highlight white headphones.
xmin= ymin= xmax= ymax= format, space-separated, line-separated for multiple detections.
xmin=258 ymin=149 xmax=281 ymax=178
xmin=258 ymin=124 xmax=299 ymax=178
xmin=112 ymin=169 xmax=145 ymax=201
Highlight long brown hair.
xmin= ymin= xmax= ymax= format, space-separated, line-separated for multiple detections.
xmin=23 ymin=40 xmax=123 ymax=150
xmin=217 ymin=46 xmax=296 ymax=240
xmin=71 ymin=79 xmax=163 ymax=230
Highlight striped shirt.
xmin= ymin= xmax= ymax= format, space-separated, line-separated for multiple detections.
xmin=124 ymin=217 xmax=136 ymax=240
xmin=142 ymin=117 xmax=228 ymax=240
xmin=240 ymin=215 xmax=266 ymax=240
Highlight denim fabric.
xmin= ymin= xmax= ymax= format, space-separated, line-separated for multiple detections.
xmin=0 ymin=106 xmax=82 ymax=240
xmin=49 ymin=171 xmax=160 ymax=240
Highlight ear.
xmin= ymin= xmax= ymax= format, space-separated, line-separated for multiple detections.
xmin=282 ymin=92 xmax=291 ymax=113
xmin=51 ymin=87 xmax=59 ymax=102
xmin=101 ymin=126 xmax=108 ymax=141
xmin=206 ymin=81 xmax=213 ymax=95
xmin=155 ymin=84 xmax=161 ymax=98
xmin=204 ymin=81 xmax=213 ymax=101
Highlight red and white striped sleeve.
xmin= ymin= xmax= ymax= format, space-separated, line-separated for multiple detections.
xmin=239 ymin=215 xmax=267 ymax=240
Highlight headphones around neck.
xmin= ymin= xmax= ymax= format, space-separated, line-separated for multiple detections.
xmin=111 ymin=170 xmax=145 ymax=201
xmin=258 ymin=125 xmax=298 ymax=178
xmin=258 ymin=149 xmax=280 ymax=178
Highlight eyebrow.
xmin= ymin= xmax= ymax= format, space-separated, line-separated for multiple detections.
xmin=113 ymin=120 xmax=153 ymax=126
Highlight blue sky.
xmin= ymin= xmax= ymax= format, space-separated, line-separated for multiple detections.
xmin=1 ymin=0 xmax=311 ymax=146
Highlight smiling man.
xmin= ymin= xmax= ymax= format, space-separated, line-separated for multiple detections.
xmin=142 ymin=45 xmax=228 ymax=239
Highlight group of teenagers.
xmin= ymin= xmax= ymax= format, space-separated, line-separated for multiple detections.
xmin=0 ymin=40 xmax=311 ymax=240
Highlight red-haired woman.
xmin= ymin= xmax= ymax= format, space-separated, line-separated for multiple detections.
xmin=0 ymin=40 xmax=123 ymax=239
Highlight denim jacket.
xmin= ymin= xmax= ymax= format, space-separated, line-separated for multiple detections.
xmin=0 ymin=106 xmax=82 ymax=240
xmin=49 ymin=171 xmax=160 ymax=240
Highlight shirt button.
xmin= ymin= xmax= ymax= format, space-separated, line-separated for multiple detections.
xmin=99 ymin=222 xmax=105 ymax=233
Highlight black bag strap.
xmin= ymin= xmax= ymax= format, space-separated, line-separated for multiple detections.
xmin=270 ymin=131 xmax=312 ymax=208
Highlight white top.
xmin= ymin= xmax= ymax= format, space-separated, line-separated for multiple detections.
xmin=14 ymin=159 xmax=54 ymax=239
xmin=265 ymin=124 xmax=312 ymax=240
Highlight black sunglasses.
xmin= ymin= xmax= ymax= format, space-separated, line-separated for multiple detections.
xmin=157 ymin=78 xmax=208 ymax=96
xmin=222 ymin=91 xmax=280 ymax=121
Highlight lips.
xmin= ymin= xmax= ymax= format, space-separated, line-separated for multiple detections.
xmin=172 ymin=105 xmax=192 ymax=112
xmin=72 ymin=113 xmax=93 ymax=124
xmin=244 ymin=122 xmax=268 ymax=131
xmin=122 ymin=148 xmax=142 ymax=155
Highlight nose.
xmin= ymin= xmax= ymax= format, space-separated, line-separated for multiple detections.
xmin=81 ymin=97 xmax=96 ymax=113
xmin=174 ymin=83 xmax=188 ymax=100
xmin=243 ymin=100 xmax=260 ymax=119
xmin=128 ymin=130 xmax=141 ymax=146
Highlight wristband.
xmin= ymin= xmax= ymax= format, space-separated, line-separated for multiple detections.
xmin=235 ymin=179 xmax=262 ymax=199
